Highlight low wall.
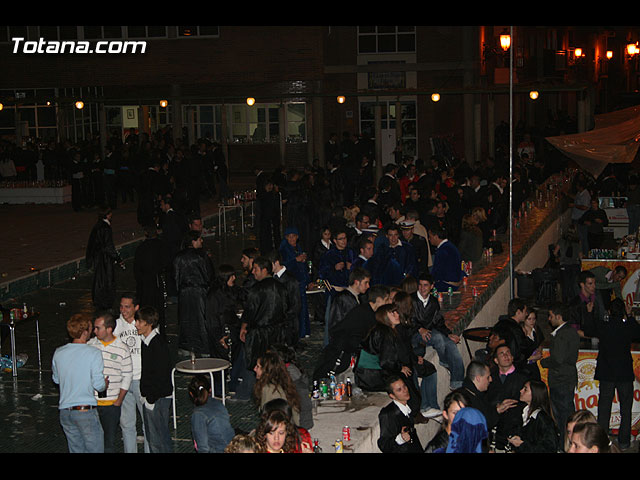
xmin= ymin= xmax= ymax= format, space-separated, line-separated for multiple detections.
xmin=336 ymin=202 xmax=572 ymax=452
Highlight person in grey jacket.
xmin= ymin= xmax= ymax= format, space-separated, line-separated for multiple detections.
xmin=539 ymin=302 xmax=579 ymax=447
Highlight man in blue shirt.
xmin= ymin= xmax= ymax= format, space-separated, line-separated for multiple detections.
xmin=428 ymin=225 xmax=463 ymax=293
xmin=52 ymin=314 xmax=107 ymax=453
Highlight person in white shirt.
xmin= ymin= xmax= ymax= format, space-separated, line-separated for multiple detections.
xmin=112 ymin=293 xmax=149 ymax=453
xmin=88 ymin=310 xmax=133 ymax=453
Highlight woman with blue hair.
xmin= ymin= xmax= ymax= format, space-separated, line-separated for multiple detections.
xmin=435 ymin=407 xmax=488 ymax=453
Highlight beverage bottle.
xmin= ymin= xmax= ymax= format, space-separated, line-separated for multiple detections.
xmin=346 ymin=378 xmax=352 ymax=399
xmin=313 ymin=438 xmax=322 ymax=453
xmin=329 ymin=376 xmax=336 ymax=398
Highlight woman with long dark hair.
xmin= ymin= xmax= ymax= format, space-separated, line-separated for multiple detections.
xmin=254 ymin=409 xmax=299 ymax=453
xmin=521 ymin=308 xmax=544 ymax=381
xmin=506 ymin=380 xmax=560 ymax=453
xmin=354 ymin=303 xmax=422 ymax=415
xmin=252 ymin=350 xmax=301 ymax=427
xmin=205 ymin=264 xmax=244 ymax=362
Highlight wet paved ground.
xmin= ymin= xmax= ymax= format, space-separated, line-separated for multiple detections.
xmin=0 ymin=192 xmax=325 ymax=453
xmin=2 ymin=186 xmax=639 ymax=454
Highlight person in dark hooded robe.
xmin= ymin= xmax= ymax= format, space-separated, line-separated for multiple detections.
xmin=134 ymin=224 xmax=171 ymax=334
xmin=85 ymin=208 xmax=124 ymax=311
xmin=174 ymin=230 xmax=214 ymax=357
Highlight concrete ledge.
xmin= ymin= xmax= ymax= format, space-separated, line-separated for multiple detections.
xmin=310 ymin=206 xmax=571 ymax=453
xmin=309 ymin=347 xmax=449 ymax=453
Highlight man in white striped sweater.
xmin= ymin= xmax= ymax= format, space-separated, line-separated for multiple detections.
xmin=88 ymin=310 xmax=133 ymax=453
xmin=113 ymin=294 xmax=148 ymax=453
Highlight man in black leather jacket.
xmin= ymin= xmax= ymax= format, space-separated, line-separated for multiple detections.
xmin=378 ymin=375 xmax=423 ymax=453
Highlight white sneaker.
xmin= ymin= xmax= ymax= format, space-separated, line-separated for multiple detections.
xmin=420 ymin=408 xmax=442 ymax=419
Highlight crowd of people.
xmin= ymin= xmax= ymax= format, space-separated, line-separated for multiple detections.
xmin=0 ymin=129 xmax=228 ymax=220
xmin=46 ymin=121 xmax=640 ymax=454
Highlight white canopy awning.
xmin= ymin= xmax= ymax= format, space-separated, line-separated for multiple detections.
xmin=545 ymin=105 xmax=640 ymax=178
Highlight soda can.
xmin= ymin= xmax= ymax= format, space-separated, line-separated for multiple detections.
xmin=320 ymin=381 xmax=328 ymax=398
xmin=473 ymin=287 xmax=478 ymax=297
xmin=335 ymin=439 xmax=344 ymax=453
xmin=463 ymin=276 xmax=468 ymax=286
xmin=343 ymin=426 xmax=351 ymax=441
xmin=335 ymin=384 xmax=343 ymax=401
xmin=448 ymin=286 xmax=453 ymax=296
xmin=438 ymin=292 xmax=443 ymax=302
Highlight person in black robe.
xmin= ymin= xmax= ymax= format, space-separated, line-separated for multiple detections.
xmin=267 ymin=250 xmax=302 ymax=347
xmin=212 ymin=142 xmax=230 ymax=201
xmin=85 ymin=208 xmax=124 ymax=311
xmin=134 ymin=224 xmax=171 ymax=334
xmin=88 ymin=151 xmax=105 ymax=208
xmin=239 ymin=256 xmax=289 ymax=370
xmin=257 ymin=177 xmax=281 ymax=255
xmin=174 ymin=230 xmax=214 ymax=357
xmin=159 ymin=195 xmax=188 ymax=298
xmin=204 ymin=265 xmax=244 ymax=363
xmin=136 ymin=161 xmax=164 ymax=227
xmin=102 ymin=144 xmax=120 ymax=210
xmin=231 ymin=256 xmax=289 ymax=400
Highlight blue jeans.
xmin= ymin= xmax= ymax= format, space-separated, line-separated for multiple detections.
xmin=229 ymin=343 xmax=255 ymax=400
xmin=412 ymin=330 xmax=464 ymax=389
xmin=143 ymin=397 xmax=173 ymax=453
xmin=97 ymin=404 xmax=121 ymax=453
xmin=59 ymin=407 xmax=104 ymax=453
xmin=417 ymin=372 xmax=439 ymax=411
xmin=120 ymin=379 xmax=149 ymax=453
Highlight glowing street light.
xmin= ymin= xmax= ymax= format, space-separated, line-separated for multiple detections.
xmin=500 ymin=34 xmax=511 ymax=51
